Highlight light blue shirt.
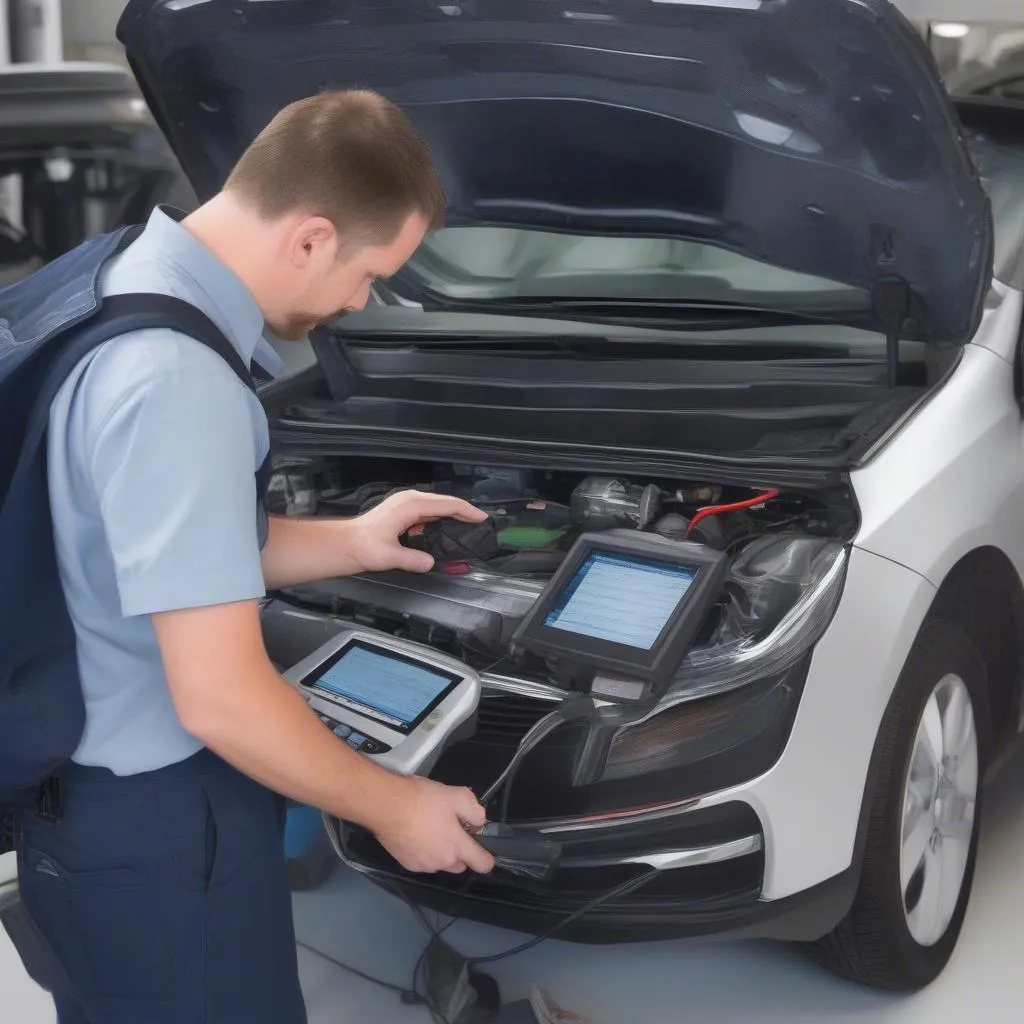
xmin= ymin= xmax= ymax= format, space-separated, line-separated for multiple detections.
xmin=47 ymin=207 xmax=284 ymax=775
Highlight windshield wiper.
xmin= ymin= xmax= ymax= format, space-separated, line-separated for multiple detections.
xmin=427 ymin=297 xmax=845 ymax=330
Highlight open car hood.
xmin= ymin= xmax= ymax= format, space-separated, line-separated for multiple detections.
xmin=118 ymin=0 xmax=992 ymax=345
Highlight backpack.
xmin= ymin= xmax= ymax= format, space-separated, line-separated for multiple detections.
xmin=0 ymin=224 xmax=270 ymax=852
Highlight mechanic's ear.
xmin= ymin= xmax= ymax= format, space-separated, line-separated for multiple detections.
xmin=291 ymin=216 xmax=337 ymax=270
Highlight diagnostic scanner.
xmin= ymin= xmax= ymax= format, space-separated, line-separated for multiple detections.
xmin=513 ymin=530 xmax=727 ymax=703
xmin=284 ymin=625 xmax=563 ymax=878
xmin=284 ymin=626 xmax=481 ymax=777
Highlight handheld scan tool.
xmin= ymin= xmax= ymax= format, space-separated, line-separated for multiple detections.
xmin=285 ymin=627 xmax=561 ymax=879
xmin=285 ymin=627 xmax=481 ymax=777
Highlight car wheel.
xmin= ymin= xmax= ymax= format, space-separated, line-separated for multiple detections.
xmin=816 ymin=620 xmax=987 ymax=991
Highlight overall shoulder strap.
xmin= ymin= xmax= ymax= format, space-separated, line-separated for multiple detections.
xmin=91 ymin=295 xmax=275 ymax=504
xmin=88 ymin=294 xmax=270 ymax=389
xmin=11 ymin=292 xmax=271 ymax=490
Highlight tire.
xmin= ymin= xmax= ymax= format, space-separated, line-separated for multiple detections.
xmin=815 ymin=620 xmax=989 ymax=991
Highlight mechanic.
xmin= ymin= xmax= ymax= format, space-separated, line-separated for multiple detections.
xmin=18 ymin=89 xmax=494 ymax=1024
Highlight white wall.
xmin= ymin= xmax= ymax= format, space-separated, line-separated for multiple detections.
xmin=60 ymin=0 xmax=126 ymax=64
xmin=0 ymin=0 xmax=11 ymax=65
xmin=11 ymin=0 xmax=62 ymax=63
xmin=896 ymin=1 xmax=1024 ymax=21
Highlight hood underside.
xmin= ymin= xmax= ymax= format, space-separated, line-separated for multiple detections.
xmin=118 ymin=0 xmax=992 ymax=344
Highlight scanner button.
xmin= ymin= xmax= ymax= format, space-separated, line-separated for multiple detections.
xmin=360 ymin=738 xmax=390 ymax=755
xmin=332 ymin=723 xmax=351 ymax=740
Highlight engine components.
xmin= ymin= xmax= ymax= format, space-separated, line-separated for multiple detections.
xmin=402 ymin=518 xmax=503 ymax=564
xmin=570 ymin=477 xmax=661 ymax=531
xmin=265 ymin=460 xmax=320 ymax=516
xmin=652 ymin=513 xmax=690 ymax=541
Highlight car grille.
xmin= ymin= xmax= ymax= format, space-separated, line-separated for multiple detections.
xmin=474 ymin=693 xmax=560 ymax=745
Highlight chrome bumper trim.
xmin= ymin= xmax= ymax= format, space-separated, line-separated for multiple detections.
xmin=533 ymin=796 xmax=704 ymax=834
xmin=562 ymin=834 xmax=762 ymax=872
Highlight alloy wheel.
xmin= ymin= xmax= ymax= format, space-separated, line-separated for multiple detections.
xmin=899 ymin=673 xmax=979 ymax=947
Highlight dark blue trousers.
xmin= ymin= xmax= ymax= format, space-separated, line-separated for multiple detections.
xmin=17 ymin=749 xmax=307 ymax=1024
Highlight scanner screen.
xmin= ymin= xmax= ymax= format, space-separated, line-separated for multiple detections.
xmin=544 ymin=551 xmax=698 ymax=650
xmin=311 ymin=643 xmax=459 ymax=731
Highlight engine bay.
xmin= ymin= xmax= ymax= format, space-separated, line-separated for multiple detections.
xmin=266 ymin=456 xmax=850 ymax=701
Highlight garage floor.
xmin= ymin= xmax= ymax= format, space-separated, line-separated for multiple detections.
xmin=5 ymin=744 xmax=1022 ymax=1024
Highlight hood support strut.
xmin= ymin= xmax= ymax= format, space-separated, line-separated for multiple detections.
xmin=873 ymin=277 xmax=912 ymax=389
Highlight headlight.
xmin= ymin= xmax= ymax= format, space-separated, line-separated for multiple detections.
xmin=586 ymin=536 xmax=847 ymax=787
xmin=668 ymin=535 xmax=848 ymax=704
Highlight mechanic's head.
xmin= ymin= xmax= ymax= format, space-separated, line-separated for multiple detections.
xmin=188 ymin=89 xmax=445 ymax=339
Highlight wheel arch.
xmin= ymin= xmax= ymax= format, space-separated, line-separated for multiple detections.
xmin=925 ymin=545 xmax=1024 ymax=757
xmin=842 ymin=545 xmax=1021 ymax=913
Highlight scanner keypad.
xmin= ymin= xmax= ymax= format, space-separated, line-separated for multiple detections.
xmin=318 ymin=714 xmax=391 ymax=755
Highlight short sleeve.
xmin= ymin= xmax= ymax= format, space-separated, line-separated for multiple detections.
xmin=87 ymin=361 xmax=267 ymax=617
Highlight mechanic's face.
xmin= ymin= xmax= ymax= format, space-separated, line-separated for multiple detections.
xmin=278 ymin=211 xmax=429 ymax=339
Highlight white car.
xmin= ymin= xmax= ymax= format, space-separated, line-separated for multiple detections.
xmin=119 ymin=0 xmax=1024 ymax=992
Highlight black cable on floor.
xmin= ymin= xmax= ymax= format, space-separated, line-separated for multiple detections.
xmin=377 ymin=875 xmax=455 ymax=1024
xmin=294 ymin=938 xmax=416 ymax=1001
xmin=468 ymin=868 xmax=660 ymax=966
xmin=311 ymin=719 xmax=652 ymax=1018
xmin=297 ymin=860 xmax=658 ymax=1021
xmin=319 ymin=813 xmax=463 ymax=1021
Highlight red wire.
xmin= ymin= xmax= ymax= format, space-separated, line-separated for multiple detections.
xmin=686 ymin=489 xmax=780 ymax=536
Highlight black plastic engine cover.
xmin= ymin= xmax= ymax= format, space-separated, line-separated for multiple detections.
xmin=278 ymin=569 xmax=545 ymax=656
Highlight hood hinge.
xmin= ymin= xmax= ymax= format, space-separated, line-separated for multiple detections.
xmin=872 ymin=276 xmax=911 ymax=389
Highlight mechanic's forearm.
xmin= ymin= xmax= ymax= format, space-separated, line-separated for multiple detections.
xmin=261 ymin=514 xmax=362 ymax=589
xmin=182 ymin=664 xmax=409 ymax=832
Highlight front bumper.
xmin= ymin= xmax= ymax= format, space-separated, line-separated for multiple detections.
xmin=342 ymin=798 xmax=857 ymax=943
xmin=335 ymin=547 xmax=935 ymax=942
xmin=333 ymin=660 xmax=811 ymax=944
xmin=339 ymin=655 xmax=823 ymax=943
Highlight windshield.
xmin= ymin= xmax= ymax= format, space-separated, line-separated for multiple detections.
xmin=397 ymin=227 xmax=871 ymax=315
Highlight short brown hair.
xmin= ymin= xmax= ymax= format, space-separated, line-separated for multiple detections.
xmin=224 ymin=89 xmax=445 ymax=246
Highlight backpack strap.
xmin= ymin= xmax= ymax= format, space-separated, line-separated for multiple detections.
xmin=82 ymin=293 xmax=271 ymax=388
xmin=13 ymin=293 xmax=272 ymax=485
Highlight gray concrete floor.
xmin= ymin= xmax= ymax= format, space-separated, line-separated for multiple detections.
xmin=5 ymin=745 xmax=1022 ymax=1023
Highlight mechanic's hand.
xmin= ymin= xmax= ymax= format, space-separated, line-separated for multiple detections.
xmin=374 ymin=776 xmax=495 ymax=875
xmin=348 ymin=490 xmax=488 ymax=574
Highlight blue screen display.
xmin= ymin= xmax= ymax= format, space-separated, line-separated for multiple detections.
xmin=544 ymin=551 xmax=697 ymax=650
xmin=311 ymin=644 xmax=456 ymax=730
